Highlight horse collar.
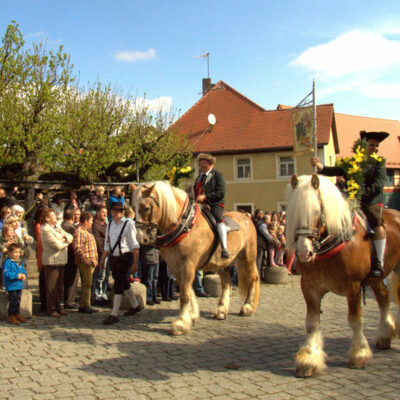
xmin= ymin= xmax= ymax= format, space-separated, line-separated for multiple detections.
xmin=156 ymin=197 xmax=199 ymax=248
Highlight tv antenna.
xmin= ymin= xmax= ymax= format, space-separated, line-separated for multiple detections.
xmin=194 ymin=52 xmax=210 ymax=78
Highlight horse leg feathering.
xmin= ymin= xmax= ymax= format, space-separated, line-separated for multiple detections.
xmin=295 ymin=286 xmax=326 ymax=377
xmin=347 ymin=286 xmax=372 ymax=369
xmin=170 ymin=262 xmax=196 ymax=336
xmin=370 ymin=279 xmax=397 ymax=349
xmin=214 ymin=269 xmax=232 ymax=320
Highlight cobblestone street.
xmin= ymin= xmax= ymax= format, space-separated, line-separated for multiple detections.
xmin=1 ymin=275 xmax=400 ymax=400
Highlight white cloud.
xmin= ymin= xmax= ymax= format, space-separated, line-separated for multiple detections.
xmin=114 ymin=48 xmax=157 ymax=63
xmin=358 ymin=83 xmax=400 ymax=98
xmin=318 ymin=78 xmax=400 ymax=99
xmin=133 ymin=96 xmax=172 ymax=113
xmin=290 ymin=30 xmax=400 ymax=79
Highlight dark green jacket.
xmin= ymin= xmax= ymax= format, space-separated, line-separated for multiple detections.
xmin=319 ymin=160 xmax=386 ymax=207
xmin=194 ymin=169 xmax=225 ymax=205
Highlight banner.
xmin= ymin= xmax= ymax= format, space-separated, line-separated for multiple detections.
xmin=292 ymin=106 xmax=314 ymax=155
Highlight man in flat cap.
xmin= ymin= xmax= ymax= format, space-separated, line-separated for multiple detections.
xmin=99 ymin=201 xmax=141 ymax=324
xmin=311 ymin=131 xmax=389 ymax=277
xmin=193 ymin=153 xmax=230 ymax=259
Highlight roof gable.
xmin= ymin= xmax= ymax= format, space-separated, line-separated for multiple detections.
xmin=174 ymin=80 xmax=335 ymax=154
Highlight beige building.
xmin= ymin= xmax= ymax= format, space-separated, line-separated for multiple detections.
xmin=174 ymin=80 xmax=338 ymax=213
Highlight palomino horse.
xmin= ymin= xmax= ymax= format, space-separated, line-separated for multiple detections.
xmin=131 ymin=181 xmax=259 ymax=336
xmin=285 ymin=174 xmax=400 ymax=377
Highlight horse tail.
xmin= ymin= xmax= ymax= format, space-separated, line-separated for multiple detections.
xmin=389 ymin=269 xmax=400 ymax=305
xmin=237 ymin=218 xmax=260 ymax=312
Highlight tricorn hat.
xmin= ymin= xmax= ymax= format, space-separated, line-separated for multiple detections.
xmin=197 ymin=153 xmax=216 ymax=165
xmin=110 ymin=201 xmax=125 ymax=210
xmin=360 ymin=130 xmax=389 ymax=143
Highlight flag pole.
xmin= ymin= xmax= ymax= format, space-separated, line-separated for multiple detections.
xmin=313 ymin=79 xmax=317 ymax=173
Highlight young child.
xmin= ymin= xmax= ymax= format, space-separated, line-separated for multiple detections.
xmin=276 ymin=225 xmax=287 ymax=268
xmin=0 ymin=224 xmax=16 ymax=288
xmin=3 ymin=243 xmax=28 ymax=325
xmin=267 ymin=221 xmax=280 ymax=268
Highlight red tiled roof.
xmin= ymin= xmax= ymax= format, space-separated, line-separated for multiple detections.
xmin=173 ymin=81 xmax=335 ymax=154
xmin=335 ymin=113 xmax=400 ymax=167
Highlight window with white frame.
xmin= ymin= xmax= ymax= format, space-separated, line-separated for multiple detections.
xmin=279 ymin=156 xmax=295 ymax=178
xmin=234 ymin=203 xmax=254 ymax=214
xmin=236 ymin=158 xmax=251 ymax=179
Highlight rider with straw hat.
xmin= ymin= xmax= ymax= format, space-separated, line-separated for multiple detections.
xmin=194 ymin=153 xmax=230 ymax=259
xmin=311 ymin=130 xmax=389 ymax=277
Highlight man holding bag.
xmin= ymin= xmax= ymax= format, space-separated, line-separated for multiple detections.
xmin=99 ymin=201 xmax=141 ymax=325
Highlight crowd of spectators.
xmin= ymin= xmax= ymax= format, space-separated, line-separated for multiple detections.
xmin=0 ymin=185 xmax=178 ymax=324
xmin=252 ymin=208 xmax=294 ymax=280
xmin=0 ymin=183 xmax=295 ymax=325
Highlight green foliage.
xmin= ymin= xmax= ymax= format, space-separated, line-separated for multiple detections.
xmin=335 ymin=139 xmax=385 ymax=207
xmin=0 ymin=21 xmax=74 ymax=176
xmin=0 ymin=21 xmax=192 ymax=183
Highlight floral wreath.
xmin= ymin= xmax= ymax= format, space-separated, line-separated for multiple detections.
xmin=335 ymin=139 xmax=385 ymax=204
xmin=169 ymin=165 xmax=192 ymax=187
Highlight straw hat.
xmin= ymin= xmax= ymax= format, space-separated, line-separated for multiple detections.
xmin=197 ymin=153 xmax=216 ymax=165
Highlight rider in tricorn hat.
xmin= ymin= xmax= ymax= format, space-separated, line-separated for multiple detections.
xmin=311 ymin=130 xmax=389 ymax=277
xmin=193 ymin=153 xmax=230 ymax=259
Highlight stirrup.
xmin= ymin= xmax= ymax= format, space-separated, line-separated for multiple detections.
xmin=370 ymin=260 xmax=384 ymax=278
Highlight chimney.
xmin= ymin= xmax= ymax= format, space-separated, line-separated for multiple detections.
xmin=202 ymin=78 xmax=214 ymax=96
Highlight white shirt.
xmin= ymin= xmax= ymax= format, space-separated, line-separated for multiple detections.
xmin=104 ymin=218 xmax=140 ymax=256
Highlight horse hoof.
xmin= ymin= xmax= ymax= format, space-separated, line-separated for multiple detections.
xmin=296 ymin=367 xmax=315 ymax=378
xmin=375 ymin=338 xmax=391 ymax=350
xmin=170 ymin=321 xmax=190 ymax=336
xmin=239 ymin=305 xmax=253 ymax=317
xmin=214 ymin=312 xmax=226 ymax=320
xmin=348 ymin=359 xmax=366 ymax=369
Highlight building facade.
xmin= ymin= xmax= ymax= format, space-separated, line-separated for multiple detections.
xmin=174 ymin=80 xmax=400 ymax=212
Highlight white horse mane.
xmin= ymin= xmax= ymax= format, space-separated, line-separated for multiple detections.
xmin=285 ymin=175 xmax=353 ymax=250
xmin=152 ymin=181 xmax=187 ymax=226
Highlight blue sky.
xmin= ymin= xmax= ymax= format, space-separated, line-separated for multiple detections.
xmin=2 ymin=0 xmax=400 ymax=120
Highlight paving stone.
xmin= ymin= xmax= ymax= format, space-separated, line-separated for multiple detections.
xmin=0 ymin=276 xmax=399 ymax=399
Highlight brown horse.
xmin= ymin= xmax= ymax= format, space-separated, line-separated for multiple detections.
xmin=286 ymin=174 xmax=400 ymax=377
xmin=131 ymin=181 xmax=259 ymax=336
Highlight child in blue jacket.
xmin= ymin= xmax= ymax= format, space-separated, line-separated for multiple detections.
xmin=3 ymin=243 xmax=27 ymax=325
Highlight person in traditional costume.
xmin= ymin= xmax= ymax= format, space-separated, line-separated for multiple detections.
xmin=311 ymin=130 xmax=389 ymax=277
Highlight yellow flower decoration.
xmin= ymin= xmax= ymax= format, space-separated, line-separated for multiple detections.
xmin=353 ymin=153 xmax=364 ymax=163
xmin=370 ymin=153 xmax=383 ymax=162
xmin=348 ymin=164 xmax=360 ymax=174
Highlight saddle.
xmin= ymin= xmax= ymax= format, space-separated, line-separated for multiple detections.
xmin=200 ymin=205 xmax=240 ymax=234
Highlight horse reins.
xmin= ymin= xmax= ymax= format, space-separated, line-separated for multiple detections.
xmin=295 ymin=189 xmax=357 ymax=258
xmin=135 ymin=191 xmax=192 ymax=242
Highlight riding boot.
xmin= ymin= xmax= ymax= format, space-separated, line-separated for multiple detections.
xmin=269 ymin=249 xmax=279 ymax=267
xmin=371 ymin=238 xmax=386 ymax=277
xmin=217 ymin=222 xmax=230 ymax=259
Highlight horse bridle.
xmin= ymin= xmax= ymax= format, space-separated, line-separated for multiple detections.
xmin=135 ymin=191 xmax=190 ymax=238
xmin=135 ymin=194 xmax=160 ymax=233
xmin=295 ymin=190 xmax=327 ymax=251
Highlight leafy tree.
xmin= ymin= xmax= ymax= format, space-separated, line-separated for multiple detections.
xmin=105 ymin=101 xmax=192 ymax=182
xmin=0 ymin=21 xmax=74 ymax=178
xmin=0 ymin=21 xmax=193 ymax=207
